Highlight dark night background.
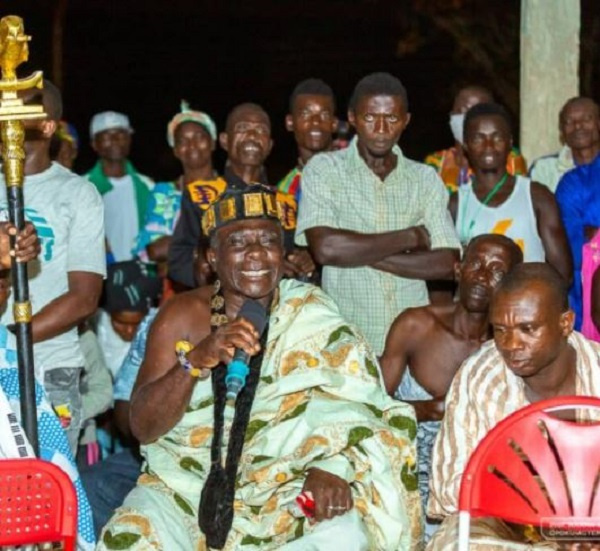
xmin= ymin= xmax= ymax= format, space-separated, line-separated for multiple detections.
xmin=2 ymin=0 xmax=599 ymax=183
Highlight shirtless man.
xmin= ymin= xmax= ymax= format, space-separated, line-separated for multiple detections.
xmin=380 ymin=233 xmax=523 ymax=538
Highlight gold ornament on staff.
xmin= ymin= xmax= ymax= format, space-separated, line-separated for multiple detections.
xmin=0 ymin=15 xmax=46 ymax=455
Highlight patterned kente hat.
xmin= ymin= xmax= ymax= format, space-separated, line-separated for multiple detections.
xmin=201 ymin=184 xmax=285 ymax=238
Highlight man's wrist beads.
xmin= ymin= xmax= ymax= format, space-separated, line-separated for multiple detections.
xmin=175 ymin=340 xmax=211 ymax=379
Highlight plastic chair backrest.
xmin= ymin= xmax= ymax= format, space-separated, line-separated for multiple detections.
xmin=459 ymin=396 xmax=600 ymax=532
xmin=0 ymin=458 xmax=77 ymax=550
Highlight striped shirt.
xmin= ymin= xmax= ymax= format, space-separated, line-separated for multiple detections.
xmin=428 ymin=331 xmax=600 ymax=519
xmin=295 ymin=137 xmax=460 ymax=354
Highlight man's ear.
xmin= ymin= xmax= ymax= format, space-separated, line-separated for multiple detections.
xmin=403 ymin=112 xmax=412 ymax=130
xmin=347 ymin=110 xmax=356 ymax=128
xmin=41 ymin=119 xmax=57 ymax=139
xmin=218 ymin=132 xmax=229 ymax=152
xmin=206 ymin=247 xmax=217 ymax=270
xmin=454 ymin=260 xmax=462 ymax=283
xmin=560 ymin=309 xmax=575 ymax=336
xmin=285 ymin=114 xmax=294 ymax=132
xmin=331 ymin=117 xmax=339 ymax=133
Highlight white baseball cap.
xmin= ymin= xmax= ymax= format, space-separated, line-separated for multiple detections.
xmin=89 ymin=111 xmax=134 ymax=139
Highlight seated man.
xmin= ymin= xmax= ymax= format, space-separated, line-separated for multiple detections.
xmin=380 ymin=234 xmax=523 ymax=539
xmin=428 ymin=263 xmax=600 ymax=549
xmin=99 ymin=185 xmax=422 ymax=550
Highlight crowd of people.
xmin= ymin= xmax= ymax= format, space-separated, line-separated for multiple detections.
xmin=0 ymin=70 xmax=599 ymax=550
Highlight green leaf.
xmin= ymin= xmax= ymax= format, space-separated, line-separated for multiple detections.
xmin=346 ymin=426 xmax=374 ymax=448
xmin=249 ymin=505 xmax=262 ymax=515
xmin=260 ymin=375 xmax=274 ymax=384
xmin=401 ymin=463 xmax=418 ymax=492
xmin=251 ymin=454 xmax=273 ymax=464
xmin=179 ymin=456 xmax=204 ymax=473
xmin=294 ymin=516 xmax=306 ymax=539
xmin=244 ymin=419 xmax=268 ymax=443
xmin=365 ymin=357 xmax=379 ymax=379
xmin=173 ymin=492 xmax=194 ymax=516
xmin=280 ymin=401 xmax=308 ymax=423
xmin=326 ymin=325 xmax=354 ymax=346
xmin=186 ymin=396 xmax=214 ymax=412
xmin=388 ymin=415 xmax=418 ymax=441
xmin=241 ymin=534 xmax=274 ymax=545
xmin=102 ymin=530 xmax=141 ymax=550
xmin=364 ymin=403 xmax=383 ymax=418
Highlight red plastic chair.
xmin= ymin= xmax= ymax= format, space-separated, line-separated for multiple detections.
xmin=458 ymin=396 xmax=600 ymax=551
xmin=0 ymin=458 xmax=77 ymax=551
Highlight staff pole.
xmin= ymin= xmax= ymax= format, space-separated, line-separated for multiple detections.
xmin=0 ymin=15 xmax=47 ymax=455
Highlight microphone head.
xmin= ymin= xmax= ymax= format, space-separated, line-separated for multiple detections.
xmin=239 ymin=300 xmax=267 ymax=336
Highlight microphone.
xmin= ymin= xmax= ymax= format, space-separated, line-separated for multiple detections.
xmin=225 ymin=300 xmax=267 ymax=401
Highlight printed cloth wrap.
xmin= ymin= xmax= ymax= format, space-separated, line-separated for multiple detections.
xmin=99 ymin=279 xmax=422 ymax=550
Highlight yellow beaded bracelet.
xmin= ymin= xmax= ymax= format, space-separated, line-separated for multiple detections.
xmin=175 ymin=340 xmax=210 ymax=379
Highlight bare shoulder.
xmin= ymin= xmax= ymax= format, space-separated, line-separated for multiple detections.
xmin=388 ymin=305 xmax=439 ymax=342
xmin=136 ymin=286 xmax=213 ymax=389
xmin=150 ymin=286 xmax=212 ymax=341
xmin=529 ymin=180 xmax=556 ymax=206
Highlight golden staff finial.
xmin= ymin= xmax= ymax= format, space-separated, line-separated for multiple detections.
xmin=0 ymin=15 xmax=45 ymax=455
xmin=0 ymin=15 xmax=45 ymax=119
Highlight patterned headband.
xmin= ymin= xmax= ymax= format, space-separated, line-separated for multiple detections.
xmin=202 ymin=184 xmax=291 ymax=237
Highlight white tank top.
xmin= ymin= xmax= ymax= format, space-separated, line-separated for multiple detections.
xmin=456 ymin=175 xmax=546 ymax=262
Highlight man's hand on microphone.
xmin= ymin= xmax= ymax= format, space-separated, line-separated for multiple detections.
xmin=187 ymin=319 xmax=261 ymax=369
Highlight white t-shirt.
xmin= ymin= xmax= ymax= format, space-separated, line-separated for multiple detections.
xmin=0 ymin=162 xmax=106 ymax=375
xmin=94 ymin=309 xmax=132 ymax=379
xmin=103 ymin=175 xmax=138 ymax=262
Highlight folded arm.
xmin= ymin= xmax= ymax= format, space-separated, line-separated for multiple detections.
xmin=305 ymin=225 xmax=429 ymax=267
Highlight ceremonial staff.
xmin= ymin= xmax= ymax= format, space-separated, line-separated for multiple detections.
xmin=0 ymin=16 xmax=46 ymax=455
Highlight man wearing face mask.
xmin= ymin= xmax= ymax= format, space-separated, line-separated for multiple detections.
xmin=425 ymin=85 xmax=527 ymax=193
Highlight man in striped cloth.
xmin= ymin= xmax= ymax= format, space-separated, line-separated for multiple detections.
xmin=428 ymin=262 xmax=600 ymax=550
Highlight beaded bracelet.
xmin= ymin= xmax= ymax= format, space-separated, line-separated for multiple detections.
xmin=175 ymin=340 xmax=210 ymax=379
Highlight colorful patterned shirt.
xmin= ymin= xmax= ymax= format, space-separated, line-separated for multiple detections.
xmin=133 ymin=182 xmax=182 ymax=262
xmin=296 ymin=137 xmax=461 ymax=355
xmin=277 ymin=167 xmax=302 ymax=204
xmin=425 ymin=146 xmax=527 ymax=194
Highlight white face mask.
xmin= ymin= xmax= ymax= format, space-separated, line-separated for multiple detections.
xmin=449 ymin=113 xmax=465 ymax=145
